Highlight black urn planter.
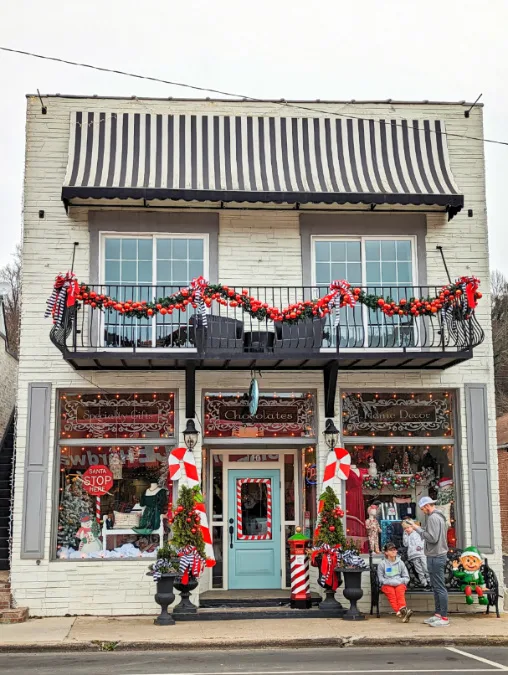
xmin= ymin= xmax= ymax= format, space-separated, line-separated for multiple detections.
xmin=173 ymin=576 xmax=199 ymax=614
xmin=341 ymin=568 xmax=368 ymax=621
xmin=153 ymin=573 xmax=178 ymax=625
xmin=314 ymin=555 xmax=344 ymax=615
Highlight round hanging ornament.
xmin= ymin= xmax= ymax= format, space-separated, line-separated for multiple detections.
xmin=249 ymin=377 xmax=259 ymax=416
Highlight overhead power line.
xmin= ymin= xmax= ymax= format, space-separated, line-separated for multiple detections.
xmin=2 ymin=45 xmax=508 ymax=148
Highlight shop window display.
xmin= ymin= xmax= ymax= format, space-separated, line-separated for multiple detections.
xmin=56 ymin=392 xmax=176 ymax=560
xmin=342 ymin=391 xmax=457 ymax=555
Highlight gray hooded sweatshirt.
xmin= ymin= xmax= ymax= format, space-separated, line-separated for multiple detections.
xmin=415 ymin=509 xmax=448 ymax=557
xmin=377 ymin=556 xmax=410 ymax=587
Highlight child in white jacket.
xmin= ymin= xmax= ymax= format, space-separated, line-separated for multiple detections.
xmin=402 ymin=520 xmax=431 ymax=587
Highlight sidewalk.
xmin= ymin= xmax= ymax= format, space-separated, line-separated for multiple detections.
xmin=0 ymin=613 xmax=507 ymax=651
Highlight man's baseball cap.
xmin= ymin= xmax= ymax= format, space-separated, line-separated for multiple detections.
xmin=418 ymin=496 xmax=437 ymax=508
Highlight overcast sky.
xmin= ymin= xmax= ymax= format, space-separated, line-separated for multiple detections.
xmin=1 ymin=0 xmax=507 ymax=278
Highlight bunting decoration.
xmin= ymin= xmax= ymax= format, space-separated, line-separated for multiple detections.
xmin=46 ymin=275 xmax=483 ymax=329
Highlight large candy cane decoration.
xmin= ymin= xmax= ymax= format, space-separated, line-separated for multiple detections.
xmin=322 ymin=447 xmax=352 ymax=489
xmin=168 ymin=447 xmax=215 ymax=567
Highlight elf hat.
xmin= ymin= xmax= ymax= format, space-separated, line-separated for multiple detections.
xmin=460 ymin=546 xmax=482 ymax=561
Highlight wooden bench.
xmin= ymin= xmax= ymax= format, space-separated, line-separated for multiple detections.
xmin=369 ymin=549 xmax=501 ymax=618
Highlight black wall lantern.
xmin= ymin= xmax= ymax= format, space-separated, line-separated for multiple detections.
xmin=183 ymin=419 xmax=199 ymax=450
xmin=323 ymin=418 xmax=339 ymax=449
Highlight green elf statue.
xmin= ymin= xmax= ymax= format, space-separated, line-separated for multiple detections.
xmin=451 ymin=546 xmax=488 ymax=605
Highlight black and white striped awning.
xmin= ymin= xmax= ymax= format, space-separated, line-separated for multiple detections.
xmin=62 ymin=111 xmax=464 ymax=216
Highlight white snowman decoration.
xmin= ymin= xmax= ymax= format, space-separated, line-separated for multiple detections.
xmin=368 ymin=457 xmax=378 ymax=478
xmin=75 ymin=514 xmax=102 ymax=555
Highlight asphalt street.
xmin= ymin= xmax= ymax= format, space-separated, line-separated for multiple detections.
xmin=1 ymin=647 xmax=508 ymax=675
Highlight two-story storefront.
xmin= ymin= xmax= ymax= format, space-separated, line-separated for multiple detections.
xmin=11 ymin=95 xmax=501 ymax=616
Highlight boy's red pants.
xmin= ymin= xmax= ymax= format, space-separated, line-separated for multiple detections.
xmin=381 ymin=584 xmax=407 ymax=612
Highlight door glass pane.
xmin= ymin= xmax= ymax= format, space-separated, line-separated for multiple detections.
xmin=121 ymin=238 xmax=137 ymax=260
xmin=365 ymin=240 xmax=414 ymax=348
xmin=138 ymin=239 xmax=152 ymax=260
xmin=103 ymin=238 xmax=154 ymax=348
xmin=172 ymin=239 xmax=188 ymax=259
xmin=237 ymin=479 xmax=272 ymax=539
xmin=314 ymin=239 xmax=362 ymax=348
xmin=189 ymin=238 xmax=204 ymax=260
xmin=315 ymin=240 xmax=330 ymax=262
xmin=105 ymin=238 xmax=121 ymax=260
xmin=155 ymin=237 xmax=205 ymax=348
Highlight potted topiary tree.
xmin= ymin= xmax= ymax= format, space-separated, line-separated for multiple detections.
xmin=310 ymin=486 xmax=346 ymax=613
xmin=170 ymin=485 xmax=207 ymax=614
xmin=147 ymin=541 xmax=179 ymax=625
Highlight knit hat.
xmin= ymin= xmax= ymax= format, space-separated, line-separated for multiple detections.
xmin=437 ymin=478 xmax=453 ymax=488
xmin=460 ymin=546 xmax=482 ymax=561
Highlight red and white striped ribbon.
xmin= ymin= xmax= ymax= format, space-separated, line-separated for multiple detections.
xmin=168 ymin=447 xmax=214 ymax=566
xmin=236 ymin=478 xmax=272 ymax=540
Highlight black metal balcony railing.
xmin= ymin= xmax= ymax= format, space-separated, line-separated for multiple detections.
xmin=50 ymin=284 xmax=484 ymax=362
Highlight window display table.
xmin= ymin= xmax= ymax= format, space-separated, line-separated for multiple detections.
xmin=102 ymin=515 xmax=165 ymax=552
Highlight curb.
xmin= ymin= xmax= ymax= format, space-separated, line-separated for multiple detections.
xmin=1 ymin=635 xmax=508 ymax=652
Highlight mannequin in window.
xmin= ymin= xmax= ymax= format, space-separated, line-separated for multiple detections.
xmin=133 ymin=483 xmax=167 ymax=534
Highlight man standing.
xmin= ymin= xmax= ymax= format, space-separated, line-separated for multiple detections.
xmin=412 ymin=496 xmax=449 ymax=627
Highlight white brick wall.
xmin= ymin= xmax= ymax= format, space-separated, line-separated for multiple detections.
xmin=12 ymin=96 xmax=501 ymax=616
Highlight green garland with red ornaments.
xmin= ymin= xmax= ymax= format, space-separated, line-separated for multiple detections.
xmin=45 ymin=273 xmax=482 ymax=328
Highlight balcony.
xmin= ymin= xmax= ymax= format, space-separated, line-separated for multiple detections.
xmin=50 ymin=283 xmax=484 ymax=373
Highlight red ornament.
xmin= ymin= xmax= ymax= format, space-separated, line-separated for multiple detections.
xmin=176 ymin=505 xmax=184 ymax=513
xmin=329 ymin=526 xmax=336 ymax=532
xmin=186 ymin=518 xmax=192 ymax=523
xmin=191 ymin=528 xmax=197 ymax=534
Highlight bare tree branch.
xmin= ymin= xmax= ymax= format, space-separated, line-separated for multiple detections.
xmin=0 ymin=244 xmax=21 ymax=358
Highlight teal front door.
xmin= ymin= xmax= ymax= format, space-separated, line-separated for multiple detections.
xmin=227 ymin=469 xmax=281 ymax=589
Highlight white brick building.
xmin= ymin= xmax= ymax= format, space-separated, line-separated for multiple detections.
xmin=11 ymin=95 xmax=501 ymax=617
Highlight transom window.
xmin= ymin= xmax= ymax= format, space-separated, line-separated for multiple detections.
xmin=312 ymin=237 xmax=417 ymax=348
xmin=101 ymin=234 xmax=207 ymax=348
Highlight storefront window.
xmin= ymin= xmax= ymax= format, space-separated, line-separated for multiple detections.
xmin=56 ymin=392 xmax=176 ymax=560
xmin=342 ymin=390 xmax=457 ymax=554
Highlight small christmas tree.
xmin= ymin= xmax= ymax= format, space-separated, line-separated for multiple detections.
xmin=57 ymin=477 xmax=92 ymax=549
xmin=393 ymin=457 xmax=401 ymax=474
xmin=401 ymin=450 xmax=410 ymax=474
xmin=313 ymin=486 xmax=347 ymax=549
xmin=170 ymin=485 xmax=205 ymax=558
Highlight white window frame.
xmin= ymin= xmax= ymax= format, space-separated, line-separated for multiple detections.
xmin=98 ymin=232 xmax=209 ymax=350
xmin=311 ymin=235 xmax=419 ymax=351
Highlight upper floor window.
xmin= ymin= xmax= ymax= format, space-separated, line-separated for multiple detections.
xmin=103 ymin=235 xmax=207 ymax=290
xmin=312 ymin=237 xmax=417 ymax=349
xmin=313 ymin=237 xmax=415 ymax=290
xmin=101 ymin=234 xmax=208 ymax=348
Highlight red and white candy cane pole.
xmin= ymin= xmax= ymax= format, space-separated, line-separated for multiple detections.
xmin=168 ymin=447 xmax=215 ymax=567
xmin=95 ymin=496 xmax=101 ymax=523
xmin=288 ymin=528 xmax=311 ymax=609
xmin=320 ymin=447 xmax=351 ymax=509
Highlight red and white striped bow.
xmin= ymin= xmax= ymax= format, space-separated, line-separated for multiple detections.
xmin=45 ymin=272 xmax=79 ymax=327
xmin=329 ymin=280 xmax=356 ymax=327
